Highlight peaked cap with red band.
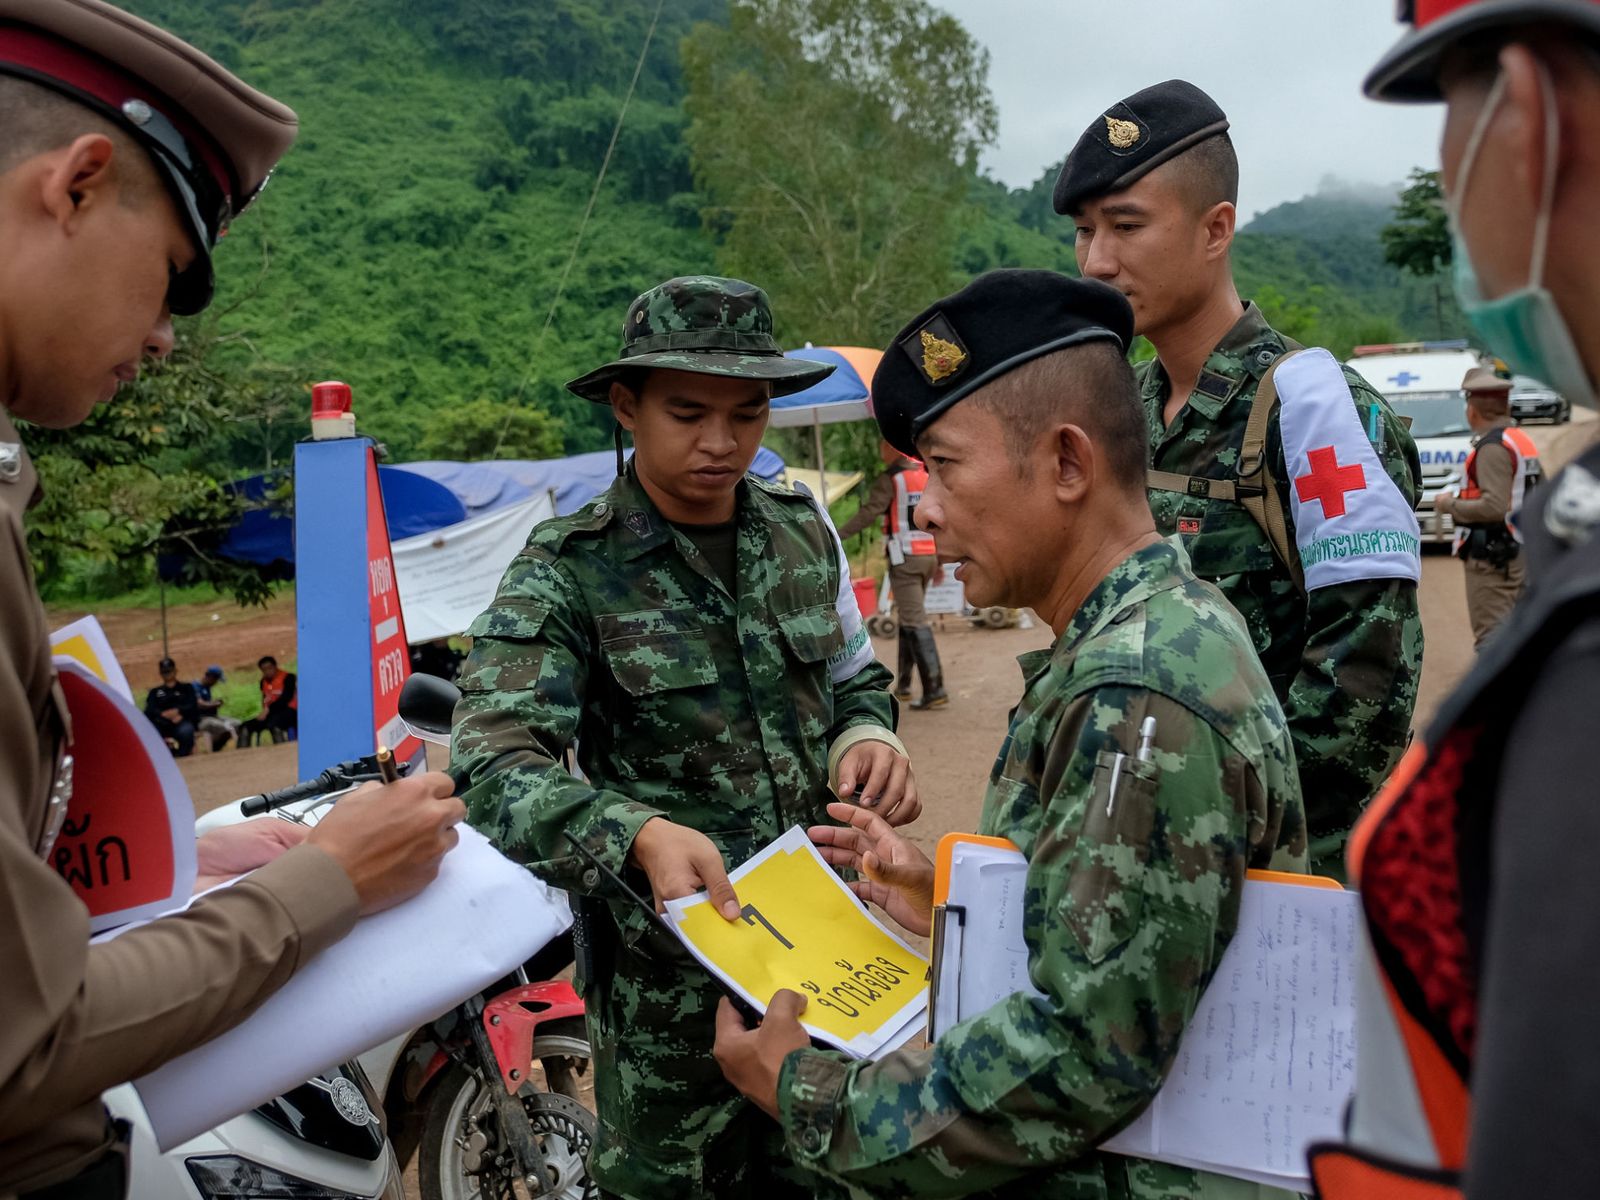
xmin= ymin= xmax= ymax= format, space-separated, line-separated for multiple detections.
xmin=1367 ymin=0 xmax=1600 ymax=101
xmin=0 ymin=0 xmax=297 ymax=313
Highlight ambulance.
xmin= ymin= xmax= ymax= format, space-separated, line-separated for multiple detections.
xmin=1345 ymin=340 xmax=1482 ymax=543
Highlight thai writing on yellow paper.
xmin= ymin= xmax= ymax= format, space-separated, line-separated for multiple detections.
xmin=666 ymin=826 xmax=929 ymax=1058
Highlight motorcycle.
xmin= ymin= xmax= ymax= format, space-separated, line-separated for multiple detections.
xmin=190 ymin=675 xmax=597 ymax=1200
xmin=116 ymin=756 xmax=410 ymax=1200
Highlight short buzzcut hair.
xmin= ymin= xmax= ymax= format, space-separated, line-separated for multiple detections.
xmin=1164 ymin=131 xmax=1239 ymax=213
xmin=964 ymin=341 xmax=1148 ymax=490
xmin=0 ymin=73 xmax=156 ymax=199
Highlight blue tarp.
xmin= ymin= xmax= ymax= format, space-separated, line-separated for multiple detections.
xmin=203 ymin=446 xmax=789 ymax=570
xmin=401 ymin=447 xmax=785 ymax=519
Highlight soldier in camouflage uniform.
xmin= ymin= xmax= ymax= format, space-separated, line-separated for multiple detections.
xmin=1056 ymin=81 xmax=1424 ymax=870
xmin=714 ymin=271 xmax=1307 ymax=1197
xmin=451 ymin=276 xmax=919 ymax=1199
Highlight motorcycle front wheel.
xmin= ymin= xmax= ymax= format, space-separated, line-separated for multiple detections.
xmin=418 ymin=1020 xmax=595 ymax=1200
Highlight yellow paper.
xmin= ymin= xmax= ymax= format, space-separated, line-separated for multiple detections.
xmin=669 ymin=827 xmax=928 ymax=1055
xmin=50 ymin=615 xmax=133 ymax=702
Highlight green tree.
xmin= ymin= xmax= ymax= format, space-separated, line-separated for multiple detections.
xmin=22 ymin=323 xmax=285 ymax=605
xmin=1381 ymin=168 xmax=1452 ymax=337
xmin=682 ymin=0 xmax=997 ymax=349
xmin=418 ymin=398 xmax=566 ymax=461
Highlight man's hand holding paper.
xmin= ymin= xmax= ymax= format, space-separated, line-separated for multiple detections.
xmin=810 ymin=801 xmax=935 ymax=935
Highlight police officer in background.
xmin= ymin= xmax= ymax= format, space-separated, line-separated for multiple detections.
xmin=1434 ymin=366 xmax=1542 ymax=647
xmin=0 ymin=3 xmax=463 ymax=1194
xmin=713 ymin=271 xmax=1305 ymax=1197
xmin=838 ymin=440 xmax=948 ymax=709
xmin=1055 ymin=81 xmax=1424 ymax=871
xmin=1312 ymin=2 xmax=1600 ymax=1195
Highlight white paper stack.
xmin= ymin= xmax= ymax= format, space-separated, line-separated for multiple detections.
xmin=113 ymin=825 xmax=570 ymax=1150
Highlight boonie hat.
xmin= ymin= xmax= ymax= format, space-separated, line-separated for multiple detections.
xmin=871 ymin=270 xmax=1135 ymax=456
xmin=0 ymin=0 xmax=298 ymax=314
xmin=1366 ymin=0 xmax=1600 ymax=102
xmin=566 ymin=276 xmax=835 ymax=404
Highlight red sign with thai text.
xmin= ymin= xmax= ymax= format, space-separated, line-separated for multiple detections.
xmin=364 ymin=451 xmax=422 ymax=765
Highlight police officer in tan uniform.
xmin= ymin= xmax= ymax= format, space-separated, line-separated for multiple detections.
xmin=1433 ymin=366 xmax=1542 ymax=647
xmin=0 ymin=3 xmax=465 ymax=1195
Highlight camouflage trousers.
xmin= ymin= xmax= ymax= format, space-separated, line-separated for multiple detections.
xmin=584 ymin=913 xmax=846 ymax=1200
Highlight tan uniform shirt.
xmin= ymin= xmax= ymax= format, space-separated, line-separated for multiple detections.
xmin=1434 ymin=426 xmax=1515 ymax=527
xmin=0 ymin=412 xmax=360 ymax=1193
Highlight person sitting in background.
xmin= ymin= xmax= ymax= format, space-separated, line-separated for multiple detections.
xmin=239 ymin=655 xmax=297 ymax=747
xmin=193 ymin=665 xmax=240 ymax=751
xmin=143 ymin=657 xmax=198 ymax=757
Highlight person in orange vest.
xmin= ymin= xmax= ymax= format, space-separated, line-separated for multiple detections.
xmin=1309 ymin=2 xmax=1600 ymax=1197
xmin=839 ymin=440 xmax=949 ymax=709
xmin=1433 ymin=366 xmax=1543 ymax=647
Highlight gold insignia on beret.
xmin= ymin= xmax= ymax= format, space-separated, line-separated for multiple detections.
xmin=1105 ymin=116 xmax=1141 ymax=149
xmin=920 ymin=330 xmax=966 ymax=382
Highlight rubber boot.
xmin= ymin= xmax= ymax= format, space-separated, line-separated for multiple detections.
xmin=895 ymin=629 xmax=915 ymax=702
xmin=910 ymin=625 xmax=948 ymax=710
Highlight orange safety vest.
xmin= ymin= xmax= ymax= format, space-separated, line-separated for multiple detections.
xmin=1452 ymin=425 xmax=1541 ymax=555
xmin=887 ymin=464 xmax=937 ymax=557
xmin=1309 ymin=485 xmax=1600 ymax=1200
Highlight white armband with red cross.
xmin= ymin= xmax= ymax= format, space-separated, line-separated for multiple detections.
xmin=1277 ymin=348 xmax=1422 ymax=591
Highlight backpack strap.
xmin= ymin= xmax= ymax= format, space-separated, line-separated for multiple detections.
xmin=1237 ymin=349 xmax=1306 ymax=593
xmin=1146 ymin=344 xmax=1307 ymax=594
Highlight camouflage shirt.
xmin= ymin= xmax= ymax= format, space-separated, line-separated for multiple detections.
xmin=451 ymin=466 xmax=896 ymax=923
xmin=1141 ymin=303 xmax=1423 ymax=844
xmin=775 ymin=539 xmax=1307 ymax=1198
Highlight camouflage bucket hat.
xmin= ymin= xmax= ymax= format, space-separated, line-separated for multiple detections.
xmin=566 ymin=275 xmax=835 ymax=403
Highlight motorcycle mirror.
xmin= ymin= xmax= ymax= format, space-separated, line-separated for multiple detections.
xmin=398 ymin=673 xmax=462 ymax=747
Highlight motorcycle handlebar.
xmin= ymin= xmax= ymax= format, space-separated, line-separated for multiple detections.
xmin=238 ymin=758 xmax=378 ymax=817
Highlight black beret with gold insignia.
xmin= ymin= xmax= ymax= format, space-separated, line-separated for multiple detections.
xmin=870 ymin=270 xmax=1133 ymax=456
xmin=1052 ymin=79 xmax=1229 ymax=215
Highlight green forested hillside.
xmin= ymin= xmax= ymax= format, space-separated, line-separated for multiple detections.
xmin=36 ymin=0 xmax=1451 ymax=600
xmin=125 ymin=0 xmax=1444 ymax=463
xmin=128 ymin=0 xmax=725 ymax=461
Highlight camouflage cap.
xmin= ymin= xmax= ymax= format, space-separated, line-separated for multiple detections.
xmin=566 ymin=275 xmax=835 ymax=403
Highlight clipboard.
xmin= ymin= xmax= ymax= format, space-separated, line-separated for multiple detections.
xmin=927 ymin=831 xmax=1343 ymax=1040
xmin=929 ymin=830 xmax=1351 ymax=1191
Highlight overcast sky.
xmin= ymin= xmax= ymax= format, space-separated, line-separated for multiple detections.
xmin=937 ymin=0 xmax=1446 ymax=220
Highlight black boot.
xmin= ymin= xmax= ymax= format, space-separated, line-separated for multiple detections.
xmin=895 ymin=629 xmax=915 ymax=701
xmin=910 ymin=625 xmax=948 ymax=710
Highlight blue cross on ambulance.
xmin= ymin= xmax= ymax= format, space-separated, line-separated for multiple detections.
xmin=1345 ymin=340 xmax=1500 ymax=542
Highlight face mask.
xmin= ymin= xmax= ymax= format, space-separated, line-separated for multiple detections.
xmin=1449 ymin=65 xmax=1597 ymax=410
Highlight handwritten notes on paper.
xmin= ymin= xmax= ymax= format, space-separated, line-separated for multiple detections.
xmin=1101 ymin=878 xmax=1359 ymax=1191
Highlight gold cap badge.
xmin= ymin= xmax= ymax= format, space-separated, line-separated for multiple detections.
xmin=1105 ymin=116 xmax=1140 ymax=149
xmin=920 ymin=330 xmax=966 ymax=382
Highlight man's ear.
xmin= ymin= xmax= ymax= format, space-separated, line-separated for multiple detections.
xmin=1497 ymin=45 xmax=1553 ymax=218
xmin=37 ymin=134 xmax=120 ymax=230
xmin=610 ymin=380 xmax=638 ymax=433
xmin=1202 ymin=200 xmax=1236 ymax=260
xmin=1052 ymin=424 xmax=1095 ymax=504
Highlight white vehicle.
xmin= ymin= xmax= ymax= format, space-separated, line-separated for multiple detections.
xmin=1346 ymin=340 xmax=1481 ymax=543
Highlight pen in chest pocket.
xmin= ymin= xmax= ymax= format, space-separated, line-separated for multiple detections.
xmin=1107 ymin=716 xmax=1159 ymax=818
